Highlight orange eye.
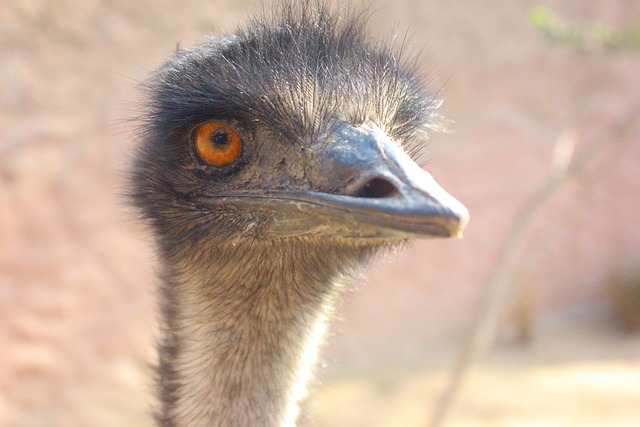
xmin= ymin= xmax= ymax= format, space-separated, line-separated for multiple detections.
xmin=194 ymin=123 xmax=243 ymax=167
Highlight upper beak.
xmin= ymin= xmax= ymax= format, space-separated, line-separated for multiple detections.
xmin=216 ymin=121 xmax=469 ymax=240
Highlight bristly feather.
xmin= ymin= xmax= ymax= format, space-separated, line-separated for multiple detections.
xmin=141 ymin=0 xmax=442 ymax=148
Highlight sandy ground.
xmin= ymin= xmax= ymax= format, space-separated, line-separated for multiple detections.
xmin=2 ymin=0 xmax=639 ymax=426
xmin=312 ymin=309 xmax=640 ymax=426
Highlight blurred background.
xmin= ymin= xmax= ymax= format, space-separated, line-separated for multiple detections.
xmin=1 ymin=0 xmax=639 ymax=426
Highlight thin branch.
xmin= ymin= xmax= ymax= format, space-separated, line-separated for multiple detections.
xmin=428 ymin=103 xmax=640 ymax=427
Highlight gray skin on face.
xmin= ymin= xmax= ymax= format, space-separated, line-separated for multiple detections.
xmin=130 ymin=2 xmax=468 ymax=426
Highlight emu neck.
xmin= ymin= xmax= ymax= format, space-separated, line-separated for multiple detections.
xmin=157 ymin=240 xmax=372 ymax=427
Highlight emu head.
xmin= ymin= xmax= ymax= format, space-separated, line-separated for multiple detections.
xmin=131 ymin=3 xmax=468 ymax=256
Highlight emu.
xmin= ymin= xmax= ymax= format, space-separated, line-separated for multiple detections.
xmin=131 ymin=2 xmax=468 ymax=426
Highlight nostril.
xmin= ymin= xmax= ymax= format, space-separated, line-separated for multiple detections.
xmin=354 ymin=177 xmax=399 ymax=199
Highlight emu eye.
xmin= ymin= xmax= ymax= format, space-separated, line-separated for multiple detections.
xmin=194 ymin=123 xmax=243 ymax=167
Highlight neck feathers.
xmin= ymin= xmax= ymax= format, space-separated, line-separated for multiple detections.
xmin=156 ymin=239 xmax=375 ymax=427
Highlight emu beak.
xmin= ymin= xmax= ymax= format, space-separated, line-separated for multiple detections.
xmin=264 ymin=122 xmax=469 ymax=239
xmin=207 ymin=122 xmax=468 ymax=240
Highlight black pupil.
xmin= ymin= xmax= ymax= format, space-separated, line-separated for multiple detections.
xmin=212 ymin=130 xmax=229 ymax=147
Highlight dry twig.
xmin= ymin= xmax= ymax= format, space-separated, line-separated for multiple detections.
xmin=429 ymin=104 xmax=640 ymax=427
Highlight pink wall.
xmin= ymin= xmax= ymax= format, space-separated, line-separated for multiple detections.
xmin=2 ymin=0 xmax=639 ymax=425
